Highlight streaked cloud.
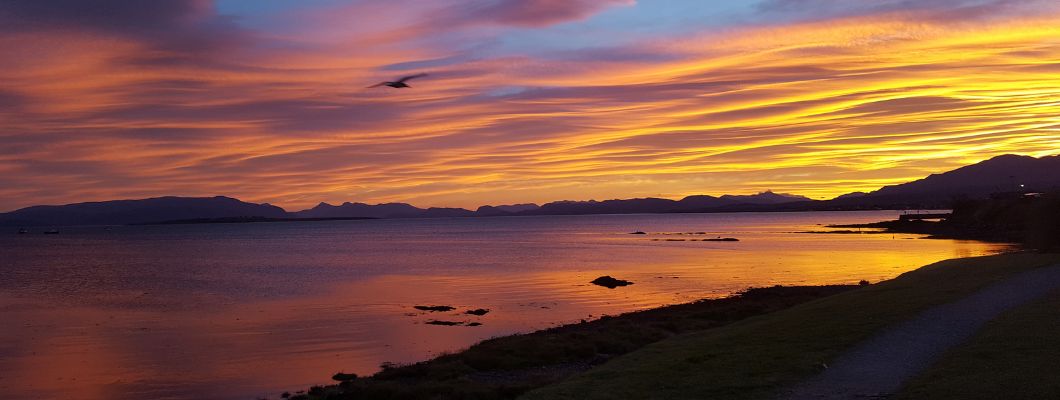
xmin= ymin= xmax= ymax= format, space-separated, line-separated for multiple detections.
xmin=445 ymin=0 xmax=635 ymax=28
xmin=0 ymin=0 xmax=1058 ymax=211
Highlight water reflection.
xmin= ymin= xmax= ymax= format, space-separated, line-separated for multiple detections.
xmin=0 ymin=212 xmax=1010 ymax=399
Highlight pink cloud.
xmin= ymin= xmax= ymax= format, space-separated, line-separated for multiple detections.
xmin=449 ymin=0 xmax=634 ymax=28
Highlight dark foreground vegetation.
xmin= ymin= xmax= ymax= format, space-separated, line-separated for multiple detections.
xmin=834 ymin=192 xmax=1060 ymax=250
xmin=281 ymin=285 xmax=857 ymax=400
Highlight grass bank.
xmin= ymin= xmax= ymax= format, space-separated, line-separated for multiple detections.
xmin=895 ymin=286 xmax=1060 ymax=399
xmin=522 ymin=252 xmax=1060 ymax=400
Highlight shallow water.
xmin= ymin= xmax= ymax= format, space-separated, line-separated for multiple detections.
xmin=0 ymin=211 xmax=1009 ymax=399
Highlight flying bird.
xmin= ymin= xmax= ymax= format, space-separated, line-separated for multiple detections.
xmin=367 ymin=73 xmax=428 ymax=88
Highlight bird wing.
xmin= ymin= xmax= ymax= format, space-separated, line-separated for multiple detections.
xmin=396 ymin=73 xmax=428 ymax=83
xmin=366 ymin=82 xmax=388 ymax=88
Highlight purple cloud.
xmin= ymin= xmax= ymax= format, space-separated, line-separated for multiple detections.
xmin=440 ymin=0 xmax=633 ymax=28
xmin=0 ymin=0 xmax=248 ymax=53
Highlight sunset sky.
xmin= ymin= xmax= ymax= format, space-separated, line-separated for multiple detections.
xmin=2 ymin=0 xmax=1059 ymax=211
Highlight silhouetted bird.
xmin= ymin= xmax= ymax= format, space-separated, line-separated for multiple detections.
xmin=367 ymin=73 xmax=428 ymax=88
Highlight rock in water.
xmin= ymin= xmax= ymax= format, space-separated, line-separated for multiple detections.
xmin=414 ymin=305 xmax=455 ymax=312
xmin=331 ymin=372 xmax=358 ymax=382
xmin=703 ymin=237 xmax=739 ymax=242
xmin=591 ymin=276 xmax=634 ymax=289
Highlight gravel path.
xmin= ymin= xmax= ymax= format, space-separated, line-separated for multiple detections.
xmin=781 ymin=263 xmax=1060 ymax=400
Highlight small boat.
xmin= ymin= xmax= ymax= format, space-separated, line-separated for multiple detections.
xmin=17 ymin=228 xmax=28 ymax=234
xmin=43 ymin=229 xmax=59 ymax=235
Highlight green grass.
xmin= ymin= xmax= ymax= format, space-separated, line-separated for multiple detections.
xmin=522 ymin=252 xmax=1060 ymax=400
xmin=895 ymin=288 xmax=1060 ymax=399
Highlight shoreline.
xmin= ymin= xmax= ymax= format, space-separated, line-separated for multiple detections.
xmin=279 ymin=285 xmax=860 ymax=400
xmin=828 ymin=219 xmax=1023 ymax=243
xmin=525 ymin=252 xmax=1060 ymax=399
xmin=828 ymin=194 xmax=1060 ymax=250
xmin=275 ymin=200 xmax=1058 ymax=399
xmin=272 ymin=205 xmax=1041 ymax=400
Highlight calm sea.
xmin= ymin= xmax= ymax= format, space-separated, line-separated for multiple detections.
xmin=0 ymin=211 xmax=1009 ymax=399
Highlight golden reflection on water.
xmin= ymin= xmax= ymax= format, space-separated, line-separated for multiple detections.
xmin=0 ymin=212 xmax=1010 ymax=399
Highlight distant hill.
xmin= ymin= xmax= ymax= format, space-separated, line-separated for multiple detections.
xmin=0 ymin=196 xmax=287 ymax=226
xmin=529 ymin=191 xmax=810 ymax=215
xmin=419 ymin=207 xmax=477 ymax=218
xmin=533 ymin=197 xmax=677 ymax=215
xmin=830 ymin=154 xmax=1060 ymax=208
xmin=475 ymin=203 xmax=540 ymax=216
xmin=494 ymin=203 xmax=540 ymax=213
xmin=674 ymin=191 xmax=812 ymax=212
xmin=294 ymin=202 xmax=423 ymax=219
xmin=291 ymin=202 xmax=477 ymax=219
xmin=833 ymin=192 xmax=868 ymax=200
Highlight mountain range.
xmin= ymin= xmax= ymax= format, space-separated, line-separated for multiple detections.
xmin=829 ymin=154 xmax=1060 ymax=206
xmin=2 ymin=154 xmax=1057 ymax=226
xmin=0 ymin=196 xmax=287 ymax=227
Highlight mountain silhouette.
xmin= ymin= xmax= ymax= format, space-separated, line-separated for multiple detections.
xmin=292 ymin=202 xmax=478 ymax=219
xmin=830 ymin=154 xmax=1060 ymax=208
xmin=0 ymin=196 xmax=286 ymax=226
xmin=722 ymin=191 xmax=812 ymax=204
xmin=528 ymin=191 xmax=811 ymax=215
xmin=533 ymin=197 xmax=678 ymax=215
xmin=475 ymin=203 xmax=540 ymax=216
xmin=3 ymin=154 xmax=1057 ymax=226
xmin=294 ymin=202 xmax=422 ymax=219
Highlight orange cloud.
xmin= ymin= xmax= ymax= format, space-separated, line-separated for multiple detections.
xmin=1 ymin=4 xmax=1059 ymax=211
